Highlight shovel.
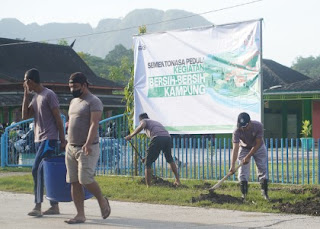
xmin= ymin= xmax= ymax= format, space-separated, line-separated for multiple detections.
xmin=208 ymin=162 xmax=243 ymax=193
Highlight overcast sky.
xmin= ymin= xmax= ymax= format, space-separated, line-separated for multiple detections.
xmin=1 ymin=0 xmax=319 ymax=67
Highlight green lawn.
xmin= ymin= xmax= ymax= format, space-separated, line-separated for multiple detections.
xmin=0 ymin=169 xmax=319 ymax=214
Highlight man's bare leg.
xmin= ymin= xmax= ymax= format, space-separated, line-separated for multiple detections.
xmin=145 ymin=168 xmax=152 ymax=187
xmin=69 ymin=182 xmax=86 ymax=222
xmin=84 ymin=181 xmax=110 ymax=219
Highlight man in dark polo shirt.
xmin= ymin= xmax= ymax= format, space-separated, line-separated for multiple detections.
xmin=229 ymin=112 xmax=269 ymax=200
xmin=125 ymin=113 xmax=181 ymax=187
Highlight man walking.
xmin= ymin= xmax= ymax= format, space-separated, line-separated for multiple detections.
xmin=125 ymin=113 xmax=181 ymax=187
xmin=229 ymin=112 xmax=269 ymax=200
xmin=65 ymin=72 xmax=110 ymax=224
xmin=22 ymin=68 xmax=66 ymax=217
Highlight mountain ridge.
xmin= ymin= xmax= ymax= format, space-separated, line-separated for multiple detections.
xmin=0 ymin=9 xmax=213 ymax=58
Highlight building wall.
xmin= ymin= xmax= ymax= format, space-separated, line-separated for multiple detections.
xmin=312 ymin=101 xmax=320 ymax=139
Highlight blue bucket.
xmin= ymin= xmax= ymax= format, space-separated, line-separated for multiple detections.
xmin=43 ymin=156 xmax=93 ymax=202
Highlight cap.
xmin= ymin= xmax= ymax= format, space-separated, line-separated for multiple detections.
xmin=237 ymin=112 xmax=250 ymax=128
xmin=69 ymin=72 xmax=90 ymax=85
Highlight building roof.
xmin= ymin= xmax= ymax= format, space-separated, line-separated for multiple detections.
xmin=0 ymin=92 xmax=125 ymax=108
xmin=0 ymin=38 xmax=122 ymax=89
xmin=262 ymin=59 xmax=310 ymax=90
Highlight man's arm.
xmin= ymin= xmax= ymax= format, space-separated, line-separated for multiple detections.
xmin=22 ymin=83 xmax=34 ymax=120
xmin=82 ymin=111 xmax=102 ymax=155
xmin=51 ymin=107 xmax=66 ymax=150
xmin=242 ymin=137 xmax=263 ymax=164
xmin=125 ymin=123 xmax=144 ymax=141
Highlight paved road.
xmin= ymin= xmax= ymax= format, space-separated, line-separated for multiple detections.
xmin=0 ymin=191 xmax=319 ymax=229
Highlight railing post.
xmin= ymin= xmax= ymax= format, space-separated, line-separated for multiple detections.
xmin=1 ymin=133 xmax=5 ymax=167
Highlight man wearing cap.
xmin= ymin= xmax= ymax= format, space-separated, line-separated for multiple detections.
xmin=229 ymin=112 xmax=269 ymax=200
xmin=22 ymin=68 xmax=66 ymax=217
xmin=65 ymin=72 xmax=110 ymax=224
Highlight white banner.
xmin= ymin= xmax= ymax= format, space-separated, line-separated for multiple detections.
xmin=133 ymin=19 xmax=262 ymax=134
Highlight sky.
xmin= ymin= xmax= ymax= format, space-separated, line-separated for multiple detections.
xmin=1 ymin=0 xmax=319 ymax=67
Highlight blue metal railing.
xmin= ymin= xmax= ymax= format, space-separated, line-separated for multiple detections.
xmin=1 ymin=113 xmax=320 ymax=185
xmin=0 ymin=115 xmax=66 ymax=167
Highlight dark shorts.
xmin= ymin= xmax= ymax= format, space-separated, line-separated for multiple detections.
xmin=145 ymin=136 xmax=173 ymax=168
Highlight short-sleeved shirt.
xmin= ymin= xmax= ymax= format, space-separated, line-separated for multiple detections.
xmin=68 ymin=92 xmax=103 ymax=145
xmin=232 ymin=120 xmax=264 ymax=149
xmin=140 ymin=119 xmax=170 ymax=139
xmin=30 ymin=87 xmax=59 ymax=142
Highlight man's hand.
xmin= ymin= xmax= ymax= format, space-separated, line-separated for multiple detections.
xmin=82 ymin=143 xmax=92 ymax=156
xmin=228 ymin=165 xmax=236 ymax=176
xmin=125 ymin=135 xmax=132 ymax=141
xmin=60 ymin=140 xmax=67 ymax=152
xmin=242 ymin=155 xmax=251 ymax=165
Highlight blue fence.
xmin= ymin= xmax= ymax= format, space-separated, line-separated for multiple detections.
xmin=1 ymin=114 xmax=320 ymax=185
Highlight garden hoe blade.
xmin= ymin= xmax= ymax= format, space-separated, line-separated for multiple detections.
xmin=208 ymin=162 xmax=243 ymax=193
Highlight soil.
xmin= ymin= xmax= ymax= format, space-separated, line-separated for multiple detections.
xmin=272 ymin=187 xmax=320 ymax=216
xmin=191 ymin=190 xmax=243 ymax=204
xmin=191 ymin=185 xmax=320 ymax=216
xmin=139 ymin=176 xmax=187 ymax=188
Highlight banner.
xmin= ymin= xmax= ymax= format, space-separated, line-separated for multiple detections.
xmin=133 ymin=19 xmax=262 ymax=134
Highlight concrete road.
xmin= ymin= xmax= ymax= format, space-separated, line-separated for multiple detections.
xmin=0 ymin=191 xmax=318 ymax=229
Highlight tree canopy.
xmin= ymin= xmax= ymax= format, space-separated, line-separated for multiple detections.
xmin=78 ymin=44 xmax=133 ymax=84
xmin=291 ymin=55 xmax=320 ymax=78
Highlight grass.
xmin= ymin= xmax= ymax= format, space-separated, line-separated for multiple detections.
xmin=0 ymin=168 xmax=319 ymax=214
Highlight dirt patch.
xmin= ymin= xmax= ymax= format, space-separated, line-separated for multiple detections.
xmin=273 ymin=197 xmax=320 ymax=216
xmin=193 ymin=182 xmax=212 ymax=189
xmin=191 ymin=190 xmax=243 ymax=204
xmin=272 ymin=187 xmax=320 ymax=216
xmin=289 ymin=187 xmax=320 ymax=196
xmin=139 ymin=176 xmax=187 ymax=188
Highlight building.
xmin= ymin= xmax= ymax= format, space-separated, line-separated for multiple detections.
xmin=0 ymin=37 xmax=125 ymax=125
xmin=263 ymin=59 xmax=320 ymax=139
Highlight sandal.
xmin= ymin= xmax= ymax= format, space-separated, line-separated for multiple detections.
xmin=101 ymin=197 xmax=111 ymax=219
xmin=27 ymin=209 xmax=43 ymax=217
xmin=64 ymin=218 xmax=85 ymax=224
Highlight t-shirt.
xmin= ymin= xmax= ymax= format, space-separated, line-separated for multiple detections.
xmin=30 ymin=87 xmax=59 ymax=142
xmin=140 ymin=119 xmax=170 ymax=139
xmin=232 ymin=120 xmax=264 ymax=149
xmin=68 ymin=92 xmax=103 ymax=145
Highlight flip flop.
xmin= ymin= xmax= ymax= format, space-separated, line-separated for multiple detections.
xmin=101 ymin=197 xmax=111 ymax=219
xmin=27 ymin=209 xmax=43 ymax=217
xmin=64 ymin=219 xmax=85 ymax=224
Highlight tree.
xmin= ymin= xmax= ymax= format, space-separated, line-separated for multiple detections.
xmin=58 ymin=38 xmax=68 ymax=46
xmin=105 ymin=44 xmax=133 ymax=65
xmin=291 ymin=55 xmax=320 ymax=78
xmin=108 ymin=56 xmax=133 ymax=85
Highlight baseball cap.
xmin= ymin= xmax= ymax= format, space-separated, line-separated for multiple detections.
xmin=237 ymin=112 xmax=250 ymax=128
xmin=69 ymin=72 xmax=90 ymax=85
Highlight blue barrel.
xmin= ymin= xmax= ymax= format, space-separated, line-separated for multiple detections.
xmin=43 ymin=156 xmax=93 ymax=202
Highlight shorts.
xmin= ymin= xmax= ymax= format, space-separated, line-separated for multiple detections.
xmin=65 ymin=143 xmax=100 ymax=185
xmin=145 ymin=136 xmax=173 ymax=168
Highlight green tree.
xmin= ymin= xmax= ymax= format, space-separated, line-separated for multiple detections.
xmin=291 ymin=55 xmax=320 ymax=78
xmin=58 ymin=38 xmax=68 ymax=46
xmin=108 ymin=56 xmax=133 ymax=85
xmin=105 ymin=44 xmax=133 ymax=65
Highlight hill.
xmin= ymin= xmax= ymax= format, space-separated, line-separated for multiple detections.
xmin=0 ymin=9 xmax=212 ymax=58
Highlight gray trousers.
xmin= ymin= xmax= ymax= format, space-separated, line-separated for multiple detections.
xmin=238 ymin=144 xmax=268 ymax=182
